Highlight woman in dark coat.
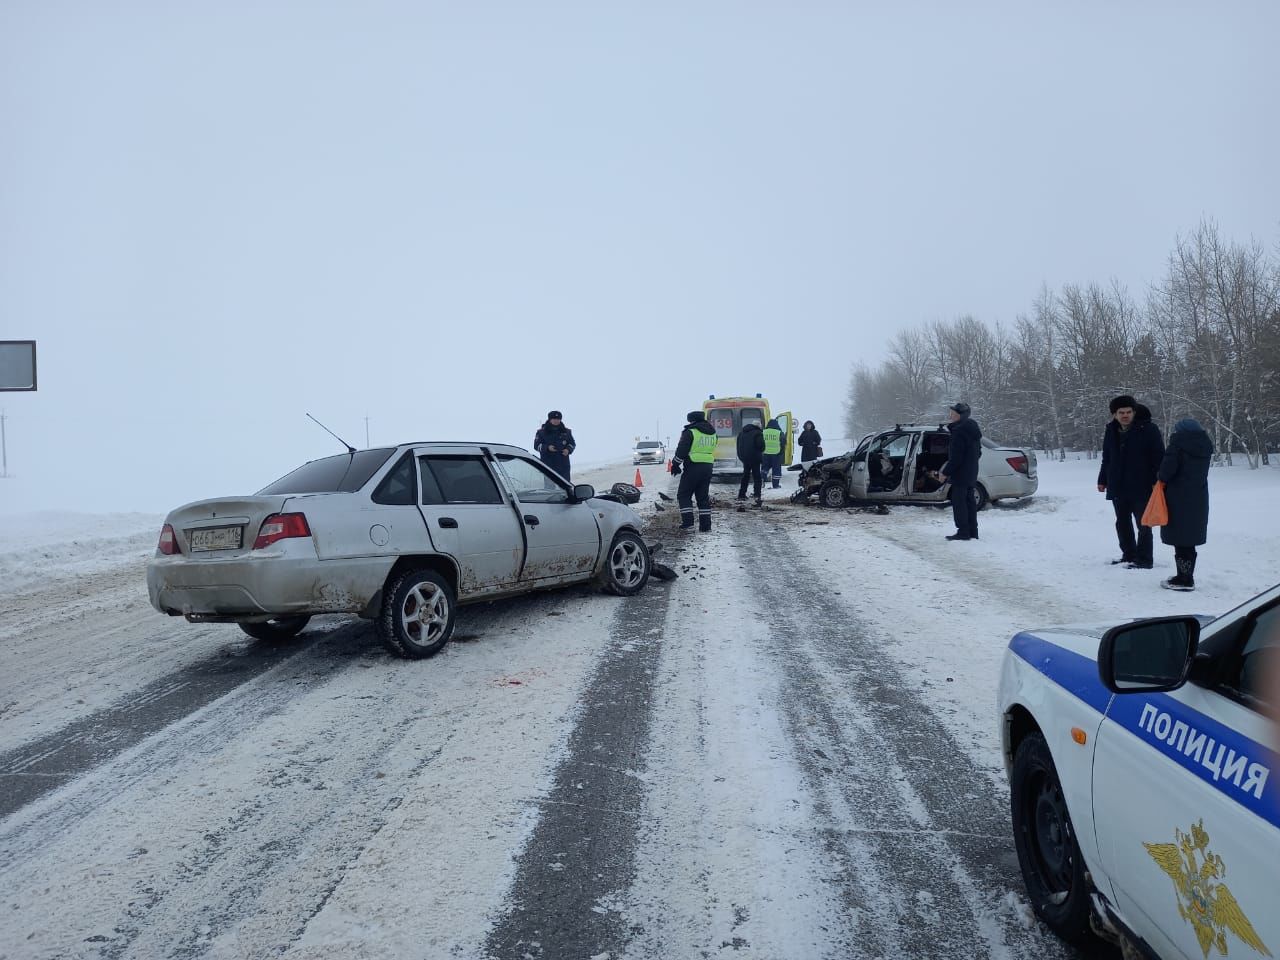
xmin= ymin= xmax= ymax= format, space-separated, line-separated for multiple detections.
xmin=1157 ymin=418 xmax=1212 ymax=591
xmin=798 ymin=421 xmax=822 ymax=463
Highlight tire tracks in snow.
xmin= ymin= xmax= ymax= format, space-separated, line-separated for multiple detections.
xmin=481 ymin=545 xmax=683 ymax=960
xmin=731 ymin=520 xmax=1080 ymax=960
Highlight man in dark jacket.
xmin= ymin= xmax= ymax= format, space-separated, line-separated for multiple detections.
xmin=672 ymin=411 xmax=718 ymax=531
xmin=1097 ymin=395 xmax=1164 ymax=568
xmin=736 ymin=422 xmax=765 ymax=504
xmin=533 ymin=410 xmax=576 ymax=481
xmin=939 ymin=402 xmax=982 ymax=541
xmin=1157 ymin=418 xmax=1212 ymax=591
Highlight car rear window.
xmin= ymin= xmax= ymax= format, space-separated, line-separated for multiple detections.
xmin=257 ymin=448 xmax=397 ymax=495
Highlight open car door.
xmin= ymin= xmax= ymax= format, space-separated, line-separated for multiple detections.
xmin=776 ymin=411 xmax=794 ymax=466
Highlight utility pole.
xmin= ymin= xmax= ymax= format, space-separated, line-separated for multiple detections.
xmin=364 ymin=416 xmax=370 ymax=449
xmin=1 ymin=410 xmax=8 ymax=478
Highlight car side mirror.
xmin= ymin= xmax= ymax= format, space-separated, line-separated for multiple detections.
xmin=572 ymin=484 xmax=596 ymax=502
xmin=1098 ymin=616 xmax=1200 ymax=694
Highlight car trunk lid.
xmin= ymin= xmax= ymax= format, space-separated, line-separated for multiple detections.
xmin=165 ymin=496 xmax=291 ymax=558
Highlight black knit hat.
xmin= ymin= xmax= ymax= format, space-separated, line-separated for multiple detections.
xmin=687 ymin=410 xmax=705 ymax=423
xmin=547 ymin=410 xmax=563 ymax=420
xmin=949 ymin=402 xmax=970 ymax=417
xmin=1109 ymin=395 xmax=1136 ymax=414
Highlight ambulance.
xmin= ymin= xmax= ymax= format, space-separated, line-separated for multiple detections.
xmin=700 ymin=394 xmax=793 ymax=476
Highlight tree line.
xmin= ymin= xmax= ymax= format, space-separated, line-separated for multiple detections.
xmin=844 ymin=220 xmax=1280 ymax=466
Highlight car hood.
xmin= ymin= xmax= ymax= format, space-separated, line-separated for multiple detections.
xmin=589 ymin=497 xmax=642 ymax=526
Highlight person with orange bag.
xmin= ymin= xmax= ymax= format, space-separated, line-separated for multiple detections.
xmin=1156 ymin=418 xmax=1212 ymax=591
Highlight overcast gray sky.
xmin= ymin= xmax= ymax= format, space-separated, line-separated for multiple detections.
xmin=2 ymin=0 xmax=1277 ymax=515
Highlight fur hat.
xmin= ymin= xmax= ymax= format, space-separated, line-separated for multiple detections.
xmin=1108 ymin=395 xmax=1136 ymax=414
xmin=547 ymin=410 xmax=563 ymax=420
xmin=687 ymin=410 xmax=706 ymax=423
xmin=949 ymin=402 xmax=970 ymax=417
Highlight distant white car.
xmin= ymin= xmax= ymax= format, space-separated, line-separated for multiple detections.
xmin=633 ymin=440 xmax=666 ymax=465
xmin=998 ymin=584 xmax=1278 ymax=958
xmin=148 ymin=443 xmax=651 ymax=659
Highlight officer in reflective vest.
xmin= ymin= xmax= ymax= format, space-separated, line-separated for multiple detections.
xmin=762 ymin=418 xmax=785 ymax=489
xmin=671 ymin=410 xmax=718 ymax=531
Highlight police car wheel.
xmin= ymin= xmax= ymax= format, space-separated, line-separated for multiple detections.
xmin=1010 ymin=733 xmax=1095 ymax=945
xmin=601 ymin=531 xmax=650 ymax=597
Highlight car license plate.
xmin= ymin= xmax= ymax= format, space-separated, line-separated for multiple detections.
xmin=188 ymin=525 xmax=243 ymax=552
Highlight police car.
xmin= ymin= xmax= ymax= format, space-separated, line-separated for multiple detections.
xmin=998 ymin=584 xmax=1278 ymax=959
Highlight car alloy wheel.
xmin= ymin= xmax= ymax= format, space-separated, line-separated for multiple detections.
xmin=380 ymin=568 xmax=456 ymax=659
xmin=602 ymin=531 xmax=650 ymax=596
xmin=238 ymin=615 xmax=311 ymax=643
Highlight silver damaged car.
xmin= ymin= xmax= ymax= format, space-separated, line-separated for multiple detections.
xmin=147 ymin=443 xmax=652 ymax=658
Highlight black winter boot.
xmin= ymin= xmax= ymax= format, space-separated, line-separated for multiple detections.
xmin=1162 ymin=556 xmax=1195 ymax=591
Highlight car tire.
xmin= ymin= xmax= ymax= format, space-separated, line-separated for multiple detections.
xmin=819 ymin=480 xmax=849 ymax=508
xmin=599 ymin=530 xmax=650 ymax=596
xmin=238 ymin=616 xmax=311 ymax=643
xmin=975 ymin=483 xmax=990 ymax=511
xmin=379 ymin=568 xmax=456 ymax=659
xmin=1010 ymin=732 xmax=1096 ymax=946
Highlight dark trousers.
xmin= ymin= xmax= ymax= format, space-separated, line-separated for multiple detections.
xmin=678 ymin=462 xmax=713 ymax=530
xmin=950 ymin=483 xmax=978 ymax=538
xmin=738 ymin=461 xmax=762 ymax=499
xmin=1112 ymin=498 xmax=1152 ymax=564
xmin=762 ymin=453 xmax=783 ymax=487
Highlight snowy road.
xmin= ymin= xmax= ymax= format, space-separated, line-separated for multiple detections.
xmin=4 ymin=458 xmax=1278 ymax=959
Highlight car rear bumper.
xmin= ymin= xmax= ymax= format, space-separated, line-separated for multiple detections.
xmin=984 ymin=473 xmax=1038 ymax=501
xmin=147 ymin=551 xmax=390 ymax=618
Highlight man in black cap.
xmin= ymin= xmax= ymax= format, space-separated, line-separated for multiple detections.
xmin=533 ymin=410 xmax=576 ymax=481
xmin=939 ymin=401 xmax=982 ymax=541
xmin=1097 ymin=394 xmax=1164 ymax=568
xmin=671 ymin=411 xmax=718 ymax=531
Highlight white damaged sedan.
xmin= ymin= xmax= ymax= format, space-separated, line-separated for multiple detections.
xmin=998 ymin=585 xmax=1278 ymax=959
xmin=148 ymin=443 xmax=651 ymax=658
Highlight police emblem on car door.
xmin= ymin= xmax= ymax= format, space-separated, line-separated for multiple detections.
xmin=1144 ymin=820 xmax=1270 ymax=958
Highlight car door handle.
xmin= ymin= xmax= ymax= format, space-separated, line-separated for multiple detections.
xmin=523 ymin=515 xmax=540 ymax=526
xmin=438 ymin=517 xmax=458 ymax=529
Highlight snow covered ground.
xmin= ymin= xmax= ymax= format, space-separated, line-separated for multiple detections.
xmin=0 ymin=455 xmax=1276 ymax=959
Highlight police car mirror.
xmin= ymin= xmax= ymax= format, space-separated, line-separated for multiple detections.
xmin=1098 ymin=616 xmax=1201 ymax=694
xmin=571 ymin=484 xmax=596 ymax=502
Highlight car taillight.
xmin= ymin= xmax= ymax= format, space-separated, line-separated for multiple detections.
xmin=253 ymin=513 xmax=312 ymax=550
xmin=1006 ymin=455 xmax=1029 ymax=475
xmin=157 ymin=523 xmax=180 ymax=555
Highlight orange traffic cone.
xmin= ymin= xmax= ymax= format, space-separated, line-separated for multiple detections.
xmin=634 ymin=468 xmax=644 ymax=488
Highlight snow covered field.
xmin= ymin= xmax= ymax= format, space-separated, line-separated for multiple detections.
xmin=0 ymin=455 xmax=1276 ymax=959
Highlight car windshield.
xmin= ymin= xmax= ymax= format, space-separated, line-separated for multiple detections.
xmin=637 ymin=441 xmax=661 ymax=449
xmin=257 ymin=448 xmax=397 ymax=495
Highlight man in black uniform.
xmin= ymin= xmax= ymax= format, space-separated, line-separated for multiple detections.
xmin=671 ymin=411 xmax=718 ymax=531
xmin=939 ymin=401 xmax=982 ymax=541
xmin=736 ymin=421 xmax=765 ymax=504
